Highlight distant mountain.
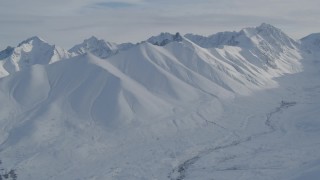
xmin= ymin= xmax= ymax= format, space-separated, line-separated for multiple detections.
xmin=0 ymin=36 xmax=71 ymax=77
xmin=185 ymin=23 xmax=297 ymax=48
xmin=69 ymin=36 xmax=135 ymax=59
xmin=301 ymin=33 xmax=320 ymax=53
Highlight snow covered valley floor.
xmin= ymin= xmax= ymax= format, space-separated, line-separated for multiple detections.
xmin=0 ymin=24 xmax=320 ymax=180
xmin=169 ymin=59 xmax=320 ymax=180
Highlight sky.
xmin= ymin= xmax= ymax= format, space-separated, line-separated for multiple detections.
xmin=0 ymin=0 xmax=319 ymax=49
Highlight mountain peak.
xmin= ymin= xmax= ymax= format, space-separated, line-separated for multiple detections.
xmin=147 ymin=32 xmax=183 ymax=46
xmin=69 ymin=36 xmax=132 ymax=59
xmin=254 ymin=23 xmax=285 ymax=35
xmin=80 ymin=36 xmax=115 ymax=47
xmin=18 ymin=36 xmax=47 ymax=47
xmin=85 ymin=36 xmax=102 ymax=43
xmin=88 ymin=35 xmax=99 ymax=40
xmin=0 ymin=36 xmax=72 ymax=77
xmin=257 ymin=23 xmax=276 ymax=29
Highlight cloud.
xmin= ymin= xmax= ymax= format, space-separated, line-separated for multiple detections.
xmin=0 ymin=0 xmax=319 ymax=49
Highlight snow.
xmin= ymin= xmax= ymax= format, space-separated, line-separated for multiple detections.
xmin=0 ymin=24 xmax=320 ymax=180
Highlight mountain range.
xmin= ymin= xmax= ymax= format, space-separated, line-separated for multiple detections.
xmin=0 ymin=23 xmax=320 ymax=180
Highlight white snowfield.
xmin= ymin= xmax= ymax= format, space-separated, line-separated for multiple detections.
xmin=0 ymin=23 xmax=319 ymax=180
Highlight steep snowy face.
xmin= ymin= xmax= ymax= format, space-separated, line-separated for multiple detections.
xmin=69 ymin=36 xmax=134 ymax=59
xmin=147 ymin=32 xmax=183 ymax=46
xmin=0 ymin=36 xmax=72 ymax=78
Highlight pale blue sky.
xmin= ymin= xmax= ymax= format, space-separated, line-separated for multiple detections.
xmin=0 ymin=0 xmax=319 ymax=49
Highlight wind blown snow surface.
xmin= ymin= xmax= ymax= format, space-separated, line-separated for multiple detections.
xmin=0 ymin=24 xmax=320 ymax=180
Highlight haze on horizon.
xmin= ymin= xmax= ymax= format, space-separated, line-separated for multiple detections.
xmin=0 ymin=0 xmax=319 ymax=49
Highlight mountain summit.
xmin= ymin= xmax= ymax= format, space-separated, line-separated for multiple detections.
xmin=17 ymin=36 xmax=47 ymax=47
xmin=0 ymin=36 xmax=71 ymax=77
xmin=69 ymin=36 xmax=134 ymax=59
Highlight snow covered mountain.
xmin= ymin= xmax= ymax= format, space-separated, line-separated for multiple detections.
xmin=0 ymin=36 xmax=72 ymax=78
xmin=69 ymin=36 xmax=134 ymax=59
xmin=0 ymin=24 xmax=320 ymax=180
xmin=185 ymin=23 xmax=301 ymax=72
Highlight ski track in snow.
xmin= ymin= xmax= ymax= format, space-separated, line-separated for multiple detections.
xmin=168 ymin=101 xmax=297 ymax=180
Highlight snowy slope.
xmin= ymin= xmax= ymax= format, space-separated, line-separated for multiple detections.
xmin=0 ymin=36 xmax=72 ymax=78
xmin=0 ymin=24 xmax=320 ymax=180
xmin=69 ymin=36 xmax=134 ymax=59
